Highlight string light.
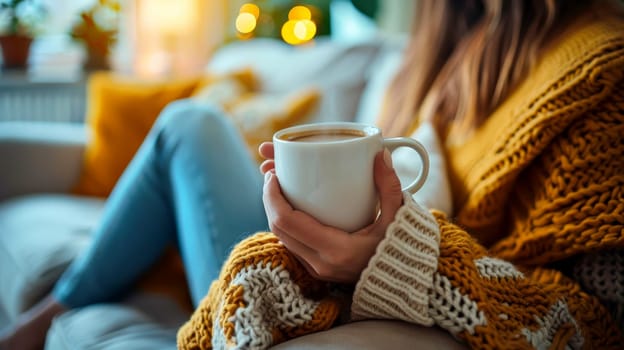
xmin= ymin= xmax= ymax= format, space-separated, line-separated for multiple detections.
xmin=288 ymin=5 xmax=311 ymax=20
xmin=236 ymin=12 xmax=256 ymax=34
xmin=282 ymin=5 xmax=316 ymax=45
xmin=240 ymin=3 xmax=260 ymax=19
xmin=236 ymin=3 xmax=260 ymax=35
xmin=235 ymin=3 xmax=317 ymax=45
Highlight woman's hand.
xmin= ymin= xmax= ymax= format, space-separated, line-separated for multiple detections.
xmin=258 ymin=142 xmax=404 ymax=283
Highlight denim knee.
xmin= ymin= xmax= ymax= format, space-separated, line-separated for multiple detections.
xmin=154 ymin=99 xmax=235 ymax=150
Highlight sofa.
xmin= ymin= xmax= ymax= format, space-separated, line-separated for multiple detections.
xmin=0 ymin=37 xmax=466 ymax=349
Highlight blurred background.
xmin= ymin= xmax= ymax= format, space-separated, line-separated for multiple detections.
xmin=0 ymin=0 xmax=416 ymax=123
xmin=0 ymin=4 xmax=418 ymax=330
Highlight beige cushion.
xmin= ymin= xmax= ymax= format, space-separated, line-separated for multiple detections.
xmin=273 ymin=320 xmax=467 ymax=350
xmin=0 ymin=194 xmax=104 ymax=320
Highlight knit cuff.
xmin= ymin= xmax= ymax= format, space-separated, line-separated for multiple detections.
xmin=351 ymin=192 xmax=441 ymax=326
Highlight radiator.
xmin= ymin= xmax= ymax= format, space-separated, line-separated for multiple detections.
xmin=0 ymin=76 xmax=86 ymax=123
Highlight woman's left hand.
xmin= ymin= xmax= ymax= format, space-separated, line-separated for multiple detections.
xmin=259 ymin=142 xmax=404 ymax=284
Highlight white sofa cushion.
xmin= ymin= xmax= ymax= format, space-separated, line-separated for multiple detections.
xmin=206 ymin=38 xmax=384 ymax=124
xmin=354 ymin=36 xmax=406 ymax=126
xmin=0 ymin=194 xmax=104 ymax=320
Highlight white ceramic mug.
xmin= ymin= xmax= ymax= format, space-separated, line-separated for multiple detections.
xmin=273 ymin=122 xmax=429 ymax=232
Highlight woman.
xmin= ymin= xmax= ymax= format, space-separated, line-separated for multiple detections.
xmin=193 ymin=0 xmax=622 ymax=348
xmin=3 ymin=0 xmax=624 ymax=349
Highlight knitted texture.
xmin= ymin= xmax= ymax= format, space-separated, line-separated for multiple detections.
xmin=352 ymin=192 xmax=440 ymax=324
xmin=445 ymin=18 xmax=624 ymax=250
xmin=488 ymin=77 xmax=624 ymax=265
xmin=429 ymin=212 xmax=622 ymax=349
xmin=177 ymin=233 xmax=341 ymax=350
xmin=350 ymin=17 xmax=624 ymax=349
xmin=573 ymin=250 xmax=624 ymax=330
xmin=178 ymin=16 xmax=624 ymax=350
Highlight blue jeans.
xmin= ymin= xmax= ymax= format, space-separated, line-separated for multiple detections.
xmin=52 ymin=100 xmax=268 ymax=307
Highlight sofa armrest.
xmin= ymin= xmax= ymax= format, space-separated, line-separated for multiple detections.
xmin=0 ymin=122 xmax=88 ymax=200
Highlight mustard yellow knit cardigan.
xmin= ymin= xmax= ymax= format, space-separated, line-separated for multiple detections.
xmin=177 ymin=17 xmax=624 ymax=350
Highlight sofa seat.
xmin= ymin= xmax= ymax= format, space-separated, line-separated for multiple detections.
xmin=0 ymin=194 xmax=193 ymax=349
xmin=48 ymin=310 xmax=466 ymax=350
xmin=45 ymin=294 xmax=188 ymax=350
xmin=0 ymin=194 xmax=104 ymax=321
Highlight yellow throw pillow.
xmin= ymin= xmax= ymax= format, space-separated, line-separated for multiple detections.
xmin=72 ymin=73 xmax=202 ymax=197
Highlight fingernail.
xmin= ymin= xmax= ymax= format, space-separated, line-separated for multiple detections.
xmin=383 ymin=149 xmax=393 ymax=169
xmin=264 ymin=171 xmax=271 ymax=183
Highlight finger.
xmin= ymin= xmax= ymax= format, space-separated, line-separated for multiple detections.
xmin=280 ymin=236 xmax=350 ymax=283
xmin=374 ymin=150 xmax=404 ymax=228
xmin=287 ymin=248 xmax=323 ymax=280
xmin=259 ymin=159 xmax=275 ymax=174
xmin=258 ymin=142 xmax=274 ymax=160
xmin=263 ymin=174 xmax=354 ymax=282
xmin=295 ymin=255 xmax=324 ymax=280
xmin=271 ymin=226 xmax=322 ymax=274
xmin=263 ymin=171 xmax=346 ymax=251
xmin=262 ymin=187 xmax=324 ymax=278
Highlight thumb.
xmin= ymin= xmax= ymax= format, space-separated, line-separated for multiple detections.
xmin=373 ymin=149 xmax=404 ymax=229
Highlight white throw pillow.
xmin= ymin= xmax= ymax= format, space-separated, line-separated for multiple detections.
xmin=206 ymin=38 xmax=384 ymax=123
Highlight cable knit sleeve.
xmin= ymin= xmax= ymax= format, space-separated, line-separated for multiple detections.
xmin=351 ymin=192 xmax=440 ymax=325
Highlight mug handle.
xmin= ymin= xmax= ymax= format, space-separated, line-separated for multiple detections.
xmin=383 ymin=137 xmax=429 ymax=194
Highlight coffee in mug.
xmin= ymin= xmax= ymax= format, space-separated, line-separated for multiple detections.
xmin=273 ymin=122 xmax=429 ymax=232
xmin=279 ymin=129 xmax=367 ymax=142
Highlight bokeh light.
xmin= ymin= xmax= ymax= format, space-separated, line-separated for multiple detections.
xmin=240 ymin=3 xmax=260 ymax=19
xmin=288 ymin=5 xmax=311 ymax=21
xmin=281 ymin=20 xmax=300 ymax=45
xmin=282 ymin=5 xmax=317 ymax=45
xmin=236 ymin=12 xmax=257 ymax=34
xmin=235 ymin=3 xmax=260 ymax=36
xmin=294 ymin=19 xmax=316 ymax=41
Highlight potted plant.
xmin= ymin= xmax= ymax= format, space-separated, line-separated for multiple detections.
xmin=0 ymin=0 xmax=45 ymax=69
xmin=70 ymin=0 xmax=120 ymax=70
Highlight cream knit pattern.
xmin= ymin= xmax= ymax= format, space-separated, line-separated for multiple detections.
xmin=351 ymin=192 xmax=440 ymax=325
xmin=177 ymin=233 xmax=341 ymax=350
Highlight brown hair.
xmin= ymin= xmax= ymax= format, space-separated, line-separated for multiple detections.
xmin=379 ymin=0 xmax=619 ymax=142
